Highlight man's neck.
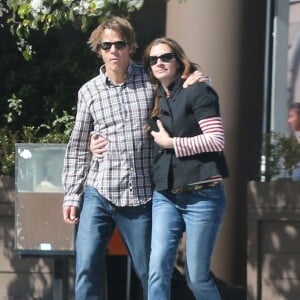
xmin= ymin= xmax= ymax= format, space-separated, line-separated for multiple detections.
xmin=102 ymin=64 xmax=128 ymax=85
xmin=106 ymin=71 xmax=126 ymax=84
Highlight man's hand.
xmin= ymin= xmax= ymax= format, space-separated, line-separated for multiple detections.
xmin=90 ymin=133 xmax=108 ymax=158
xmin=182 ymin=70 xmax=211 ymax=88
xmin=63 ymin=206 xmax=79 ymax=224
xmin=151 ymin=120 xmax=173 ymax=149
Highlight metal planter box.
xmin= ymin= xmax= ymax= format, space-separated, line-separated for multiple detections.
xmin=14 ymin=143 xmax=75 ymax=256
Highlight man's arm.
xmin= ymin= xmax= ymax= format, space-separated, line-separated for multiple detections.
xmin=62 ymin=88 xmax=93 ymax=208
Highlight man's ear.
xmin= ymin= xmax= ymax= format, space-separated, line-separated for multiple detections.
xmin=129 ymin=46 xmax=136 ymax=57
xmin=97 ymin=51 xmax=102 ymax=59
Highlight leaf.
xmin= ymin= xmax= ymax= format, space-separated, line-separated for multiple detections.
xmin=22 ymin=49 xmax=32 ymax=61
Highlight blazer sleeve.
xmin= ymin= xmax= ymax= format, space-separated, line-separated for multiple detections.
xmin=189 ymin=83 xmax=221 ymax=121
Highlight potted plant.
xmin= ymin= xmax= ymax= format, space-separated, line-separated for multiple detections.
xmin=0 ymin=95 xmax=74 ymax=178
xmin=0 ymin=95 xmax=76 ymax=299
xmin=0 ymin=94 xmax=74 ymax=217
xmin=247 ymin=132 xmax=300 ymax=300
xmin=259 ymin=131 xmax=300 ymax=181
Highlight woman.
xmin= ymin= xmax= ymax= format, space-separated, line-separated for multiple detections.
xmin=143 ymin=37 xmax=229 ymax=300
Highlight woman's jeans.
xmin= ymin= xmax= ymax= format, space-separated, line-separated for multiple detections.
xmin=148 ymin=183 xmax=226 ymax=300
xmin=75 ymin=186 xmax=152 ymax=300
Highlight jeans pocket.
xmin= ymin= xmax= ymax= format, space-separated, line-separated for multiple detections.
xmin=194 ymin=186 xmax=221 ymax=199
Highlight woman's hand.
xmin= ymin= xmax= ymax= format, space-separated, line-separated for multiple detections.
xmin=90 ymin=133 xmax=108 ymax=158
xmin=151 ymin=120 xmax=173 ymax=149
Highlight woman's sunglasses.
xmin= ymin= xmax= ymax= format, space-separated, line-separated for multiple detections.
xmin=98 ymin=40 xmax=127 ymax=50
xmin=149 ymin=53 xmax=175 ymax=66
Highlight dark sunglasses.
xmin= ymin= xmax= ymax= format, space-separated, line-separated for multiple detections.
xmin=98 ymin=40 xmax=127 ymax=50
xmin=149 ymin=53 xmax=175 ymax=66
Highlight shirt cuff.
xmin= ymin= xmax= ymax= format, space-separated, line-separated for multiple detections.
xmin=63 ymin=196 xmax=81 ymax=208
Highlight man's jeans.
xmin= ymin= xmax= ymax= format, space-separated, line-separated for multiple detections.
xmin=148 ymin=183 xmax=226 ymax=300
xmin=75 ymin=186 xmax=152 ymax=300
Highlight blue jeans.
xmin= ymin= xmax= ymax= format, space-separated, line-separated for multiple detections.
xmin=148 ymin=183 xmax=226 ymax=300
xmin=75 ymin=186 xmax=152 ymax=300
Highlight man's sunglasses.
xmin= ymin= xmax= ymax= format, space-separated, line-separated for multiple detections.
xmin=149 ymin=53 xmax=175 ymax=66
xmin=98 ymin=40 xmax=127 ymax=50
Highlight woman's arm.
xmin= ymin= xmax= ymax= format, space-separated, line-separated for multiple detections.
xmin=173 ymin=116 xmax=225 ymax=157
xmin=151 ymin=116 xmax=225 ymax=157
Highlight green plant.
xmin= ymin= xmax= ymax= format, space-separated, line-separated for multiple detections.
xmin=1 ymin=0 xmax=145 ymax=60
xmin=260 ymin=131 xmax=300 ymax=181
xmin=0 ymin=25 xmax=100 ymax=177
xmin=0 ymin=96 xmax=74 ymax=176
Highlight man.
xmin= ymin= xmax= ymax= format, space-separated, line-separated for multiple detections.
xmin=62 ymin=16 xmax=204 ymax=300
xmin=288 ymin=102 xmax=300 ymax=136
xmin=287 ymin=102 xmax=300 ymax=180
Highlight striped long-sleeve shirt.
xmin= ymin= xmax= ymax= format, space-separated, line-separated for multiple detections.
xmin=173 ymin=116 xmax=225 ymax=157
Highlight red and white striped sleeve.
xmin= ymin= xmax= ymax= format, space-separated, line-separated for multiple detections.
xmin=173 ymin=117 xmax=225 ymax=157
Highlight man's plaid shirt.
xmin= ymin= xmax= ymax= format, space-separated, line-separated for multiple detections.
xmin=62 ymin=64 xmax=155 ymax=207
